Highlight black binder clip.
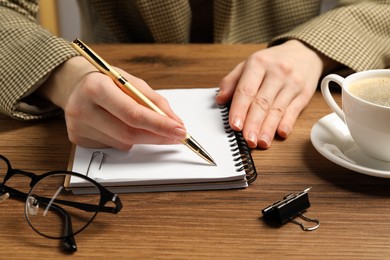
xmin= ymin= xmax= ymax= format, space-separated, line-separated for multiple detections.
xmin=261 ymin=187 xmax=320 ymax=231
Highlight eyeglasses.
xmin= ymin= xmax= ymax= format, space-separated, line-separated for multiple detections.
xmin=0 ymin=154 xmax=122 ymax=253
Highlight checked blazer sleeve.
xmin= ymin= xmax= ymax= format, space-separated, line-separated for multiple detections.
xmin=270 ymin=0 xmax=390 ymax=72
xmin=0 ymin=2 xmax=78 ymax=120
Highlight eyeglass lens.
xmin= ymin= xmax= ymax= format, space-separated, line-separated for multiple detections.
xmin=25 ymin=173 xmax=101 ymax=239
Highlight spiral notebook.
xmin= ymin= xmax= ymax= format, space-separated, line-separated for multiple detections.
xmin=66 ymin=88 xmax=257 ymax=193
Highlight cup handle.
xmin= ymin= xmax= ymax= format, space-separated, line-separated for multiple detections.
xmin=320 ymin=74 xmax=345 ymax=122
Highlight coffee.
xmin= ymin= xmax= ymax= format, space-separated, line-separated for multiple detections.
xmin=349 ymin=77 xmax=390 ymax=107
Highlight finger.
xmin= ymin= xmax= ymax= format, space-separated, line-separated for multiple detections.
xmin=277 ymin=89 xmax=314 ymax=139
xmin=216 ymin=62 xmax=244 ymax=105
xmin=246 ymin=75 xmax=301 ymax=149
xmin=73 ymin=127 xmax=181 ymax=150
xmin=254 ymin=88 xmax=297 ymax=149
xmin=66 ymin=108 xmax=181 ymax=150
xmin=119 ymin=70 xmax=184 ymax=124
xmin=238 ymin=67 xmax=288 ymax=147
xmin=66 ymin=111 xmax=133 ymax=149
xmin=69 ymin=133 xmax=129 ymax=150
xmin=228 ymin=60 xmax=266 ymax=132
xmin=92 ymin=79 xmax=188 ymax=141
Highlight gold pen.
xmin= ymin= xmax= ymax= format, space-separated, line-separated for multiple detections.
xmin=71 ymin=39 xmax=216 ymax=165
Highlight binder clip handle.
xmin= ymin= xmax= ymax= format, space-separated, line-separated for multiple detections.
xmin=261 ymin=187 xmax=320 ymax=231
xmin=290 ymin=213 xmax=320 ymax=231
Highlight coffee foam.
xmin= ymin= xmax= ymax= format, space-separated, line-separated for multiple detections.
xmin=349 ymin=77 xmax=390 ymax=107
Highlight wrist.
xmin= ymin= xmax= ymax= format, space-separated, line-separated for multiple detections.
xmin=285 ymin=39 xmax=341 ymax=75
xmin=37 ymin=56 xmax=97 ymax=108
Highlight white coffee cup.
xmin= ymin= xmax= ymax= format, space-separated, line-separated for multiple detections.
xmin=321 ymin=69 xmax=390 ymax=162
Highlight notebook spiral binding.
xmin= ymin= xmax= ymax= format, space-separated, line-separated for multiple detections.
xmin=219 ymin=105 xmax=258 ymax=184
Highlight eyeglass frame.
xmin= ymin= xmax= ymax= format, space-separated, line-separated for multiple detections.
xmin=0 ymin=154 xmax=122 ymax=252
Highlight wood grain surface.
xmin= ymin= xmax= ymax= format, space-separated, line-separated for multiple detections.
xmin=1 ymin=44 xmax=390 ymax=259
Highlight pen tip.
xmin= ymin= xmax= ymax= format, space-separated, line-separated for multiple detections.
xmin=209 ymin=159 xmax=217 ymax=166
xmin=199 ymin=150 xmax=216 ymax=166
xmin=183 ymin=135 xmax=217 ymax=166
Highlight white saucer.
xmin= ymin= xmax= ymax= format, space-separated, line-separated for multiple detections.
xmin=310 ymin=113 xmax=390 ymax=178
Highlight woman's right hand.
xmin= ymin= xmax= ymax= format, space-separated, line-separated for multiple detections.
xmin=38 ymin=56 xmax=187 ymax=150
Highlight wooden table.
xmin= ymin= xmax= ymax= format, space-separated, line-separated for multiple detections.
xmin=1 ymin=44 xmax=390 ymax=259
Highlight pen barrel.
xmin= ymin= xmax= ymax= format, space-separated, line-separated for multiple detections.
xmin=117 ymin=79 xmax=167 ymax=116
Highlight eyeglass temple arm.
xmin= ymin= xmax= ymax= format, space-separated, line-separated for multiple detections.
xmin=37 ymin=194 xmax=122 ymax=214
xmin=2 ymin=185 xmax=120 ymax=216
xmin=1 ymin=185 xmax=29 ymax=201
xmin=35 ymin=195 xmax=78 ymax=253
xmin=61 ymin=208 xmax=77 ymax=252
xmin=8 ymin=185 xmax=119 ymax=214
xmin=38 ymin=196 xmax=78 ymax=252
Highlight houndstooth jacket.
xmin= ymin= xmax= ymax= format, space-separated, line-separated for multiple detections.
xmin=1 ymin=0 xmax=390 ymax=120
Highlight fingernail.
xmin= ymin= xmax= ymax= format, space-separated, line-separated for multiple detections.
xmin=232 ymin=116 xmax=243 ymax=130
xmin=259 ymin=134 xmax=270 ymax=148
xmin=173 ymin=128 xmax=187 ymax=139
xmin=279 ymin=126 xmax=290 ymax=138
xmin=247 ymin=132 xmax=257 ymax=147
